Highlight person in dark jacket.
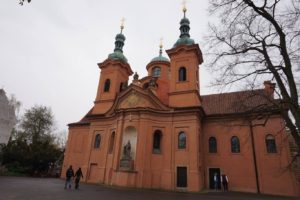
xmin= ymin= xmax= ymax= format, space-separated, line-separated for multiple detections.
xmin=64 ymin=165 xmax=74 ymax=189
xmin=221 ymin=173 xmax=229 ymax=191
xmin=74 ymin=167 xmax=84 ymax=190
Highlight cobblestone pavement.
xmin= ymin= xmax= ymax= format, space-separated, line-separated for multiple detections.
xmin=0 ymin=176 xmax=297 ymax=200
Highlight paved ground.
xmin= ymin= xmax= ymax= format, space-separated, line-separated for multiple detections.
xmin=0 ymin=176 xmax=297 ymax=200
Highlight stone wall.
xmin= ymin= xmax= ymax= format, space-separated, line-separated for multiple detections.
xmin=288 ymin=131 xmax=300 ymax=183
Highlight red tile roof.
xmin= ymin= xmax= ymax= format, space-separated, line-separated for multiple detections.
xmin=201 ymin=89 xmax=277 ymax=116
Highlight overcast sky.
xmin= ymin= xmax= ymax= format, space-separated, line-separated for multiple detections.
xmin=0 ymin=0 xmax=213 ymax=132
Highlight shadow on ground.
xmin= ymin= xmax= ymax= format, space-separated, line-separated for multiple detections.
xmin=0 ymin=176 xmax=297 ymax=200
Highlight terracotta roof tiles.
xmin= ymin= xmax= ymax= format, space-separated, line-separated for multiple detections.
xmin=201 ymin=89 xmax=276 ymax=116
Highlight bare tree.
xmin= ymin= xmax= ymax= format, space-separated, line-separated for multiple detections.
xmin=206 ymin=0 xmax=300 ymax=154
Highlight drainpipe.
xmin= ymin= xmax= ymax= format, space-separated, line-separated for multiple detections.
xmin=249 ymin=120 xmax=260 ymax=194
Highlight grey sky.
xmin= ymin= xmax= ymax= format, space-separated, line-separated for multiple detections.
xmin=0 ymin=0 xmax=211 ymax=131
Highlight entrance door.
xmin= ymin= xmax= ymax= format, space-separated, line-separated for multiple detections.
xmin=209 ymin=168 xmax=221 ymax=189
xmin=88 ymin=163 xmax=98 ymax=183
xmin=177 ymin=167 xmax=187 ymax=187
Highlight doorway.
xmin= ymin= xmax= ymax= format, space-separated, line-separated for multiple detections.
xmin=88 ymin=163 xmax=98 ymax=183
xmin=209 ymin=168 xmax=221 ymax=189
xmin=176 ymin=166 xmax=187 ymax=188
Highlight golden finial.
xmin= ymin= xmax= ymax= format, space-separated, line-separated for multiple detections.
xmin=182 ymin=0 xmax=187 ymax=14
xmin=120 ymin=18 xmax=125 ymax=33
xmin=159 ymin=37 xmax=163 ymax=49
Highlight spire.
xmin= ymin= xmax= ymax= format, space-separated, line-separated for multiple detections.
xmin=159 ymin=37 xmax=163 ymax=57
xmin=180 ymin=0 xmax=190 ymax=38
xmin=114 ymin=18 xmax=125 ymax=53
xmin=108 ymin=18 xmax=128 ymax=63
xmin=182 ymin=0 xmax=187 ymax=18
xmin=120 ymin=18 xmax=125 ymax=33
xmin=173 ymin=1 xmax=195 ymax=47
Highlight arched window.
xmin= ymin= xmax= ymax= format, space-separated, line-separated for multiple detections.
xmin=104 ymin=79 xmax=110 ymax=92
xmin=152 ymin=67 xmax=161 ymax=77
xmin=179 ymin=67 xmax=186 ymax=81
xmin=231 ymin=136 xmax=240 ymax=153
xmin=153 ymin=130 xmax=162 ymax=154
xmin=108 ymin=132 xmax=115 ymax=154
xmin=178 ymin=131 xmax=186 ymax=149
xmin=265 ymin=135 xmax=277 ymax=153
xmin=94 ymin=133 xmax=101 ymax=149
xmin=209 ymin=137 xmax=217 ymax=153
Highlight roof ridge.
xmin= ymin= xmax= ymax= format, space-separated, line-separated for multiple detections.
xmin=201 ymin=89 xmax=264 ymax=97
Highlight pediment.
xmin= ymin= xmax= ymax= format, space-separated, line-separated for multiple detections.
xmin=118 ymin=92 xmax=154 ymax=109
xmin=106 ymin=85 xmax=170 ymax=115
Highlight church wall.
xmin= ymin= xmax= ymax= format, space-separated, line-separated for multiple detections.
xmin=155 ymin=79 xmax=169 ymax=105
xmin=98 ymin=111 xmax=202 ymax=192
xmin=172 ymin=114 xmax=202 ymax=191
xmin=168 ymin=49 xmax=201 ymax=108
xmin=87 ymin=127 xmax=107 ymax=183
xmin=203 ymin=116 xmax=300 ymax=196
xmin=92 ymin=101 xmax=114 ymax=114
xmin=203 ymin=119 xmax=261 ymax=193
xmin=93 ymin=66 xmax=129 ymax=115
xmin=86 ymin=120 xmax=119 ymax=184
xmin=62 ymin=126 xmax=90 ymax=180
xmin=120 ymin=112 xmax=162 ymax=188
xmin=252 ymin=116 xmax=300 ymax=196
xmin=169 ymin=51 xmax=199 ymax=92
xmin=95 ymin=66 xmax=129 ymax=102
xmin=63 ymin=112 xmax=298 ymax=196
xmin=169 ymin=92 xmax=200 ymax=108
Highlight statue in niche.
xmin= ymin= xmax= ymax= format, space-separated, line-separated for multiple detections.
xmin=120 ymin=140 xmax=133 ymax=170
xmin=123 ymin=140 xmax=131 ymax=158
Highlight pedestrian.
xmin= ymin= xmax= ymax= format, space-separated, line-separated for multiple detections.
xmin=213 ymin=173 xmax=219 ymax=191
xmin=64 ymin=165 xmax=74 ymax=189
xmin=74 ymin=167 xmax=84 ymax=190
xmin=221 ymin=173 xmax=229 ymax=191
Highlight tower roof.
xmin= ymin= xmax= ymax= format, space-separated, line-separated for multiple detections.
xmin=173 ymin=4 xmax=195 ymax=48
xmin=150 ymin=40 xmax=170 ymax=63
xmin=108 ymin=19 xmax=128 ymax=63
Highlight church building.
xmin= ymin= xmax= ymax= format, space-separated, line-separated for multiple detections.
xmin=62 ymin=7 xmax=300 ymax=197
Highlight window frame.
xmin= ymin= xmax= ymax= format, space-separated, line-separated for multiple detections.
xmin=152 ymin=130 xmax=162 ymax=154
xmin=178 ymin=67 xmax=187 ymax=82
xmin=265 ymin=134 xmax=277 ymax=153
xmin=178 ymin=131 xmax=187 ymax=149
xmin=152 ymin=67 xmax=161 ymax=77
xmin=208 ymin=137 xmax=217 ymax=153
xmin=94 ymin=133 xmax=101 ymax=149
xmin=231 ymin=136 xmax=240 ymax=153
xmin=104 ymin=79 xmax=110 ymax=92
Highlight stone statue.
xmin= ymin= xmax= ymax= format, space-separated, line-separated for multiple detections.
xmin=120 ymin=140 xmax=133 ymax=170
xmin=123 ymin=140 xmax=131 ymax=158
xmin=133 ymin=72 xmax=139 ymax=81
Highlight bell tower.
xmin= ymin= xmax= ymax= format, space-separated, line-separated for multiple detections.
xmin=146 ymin=39 xmax=170 ymax=104
xmin=166 ymin=5 xmax=203 ymax=108
xmin=93 ymin=19 xmax=133 ymax=114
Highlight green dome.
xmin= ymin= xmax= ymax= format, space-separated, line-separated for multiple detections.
xmin=116 ymin=33 xmax=125 ymax=41
xmin=108 ymin=51 xmax=128 ymax=63
xmin=151 ymin=54 xmax=169 ymax=62
xmin=107 ymin=29 xmax=127 ymax=63
xmin=173 ymin=13 xmax=195 ymax=48
xmin=173 ymin=37 xmax=195 ymax=47
xmin=150 ymin=45 xmax=170 ymax=63
xmin=180 ymin=17 xmax=190 ymax=24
